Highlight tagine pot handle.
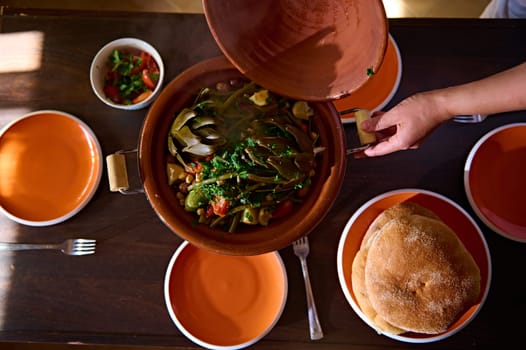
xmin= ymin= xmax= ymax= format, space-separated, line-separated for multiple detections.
xmin=106 ymin=149 xmax=144 ymax=195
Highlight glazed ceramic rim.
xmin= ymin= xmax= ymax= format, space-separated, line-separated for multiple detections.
xmin=337 ymin=188 xmax=492 ymax=343
xmin=0 ymin=110 xmax=103 ymax=226
xmin=89 ymin=37 xmax=165 ymax=110
xmin=339 ymin=33 xmax=403 ymax=124
xmin=464 ymin=122 xmax=526 ymax=243
xmin=164 ymin=241 xmax=288 ymax=349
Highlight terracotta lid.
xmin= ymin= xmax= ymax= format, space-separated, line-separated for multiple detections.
xmin=203 ymin=0 xmax=388 ymax=101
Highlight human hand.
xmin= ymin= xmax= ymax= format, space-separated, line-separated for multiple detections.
xmin=360 ymin=92 xmax=451 ymax=157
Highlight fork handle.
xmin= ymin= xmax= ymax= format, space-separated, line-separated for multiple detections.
xmin=0 ymin=243 xmax=58 ymax=251
xmin=299 ymin=257 xmax=324 ymax=340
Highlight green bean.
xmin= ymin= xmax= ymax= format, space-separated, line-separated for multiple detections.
xmin=187 ymin=172 xmax=238 ymax=191
xmin=219 ymin=82 xmax=256 ymax=112
xmin=166 ymin=77 xmax=323 ymax=232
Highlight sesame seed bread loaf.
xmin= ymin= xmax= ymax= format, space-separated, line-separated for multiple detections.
xmin=352 ymin=202 xmax=481 ymax=335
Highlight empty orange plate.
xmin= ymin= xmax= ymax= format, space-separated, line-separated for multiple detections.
xmin=0 ymin=110 xmax=102 ymax=226
xmin=464 ymin=123 xmax=526 ymax=242
xmin=337 ymin=189 xmax=491 ymax=343
xmin=164 ymin=241 xmax=288 ymax=349
xmin=334 ymin=33 xmax=402 ymax=123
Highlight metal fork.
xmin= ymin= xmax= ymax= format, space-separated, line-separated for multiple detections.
xmin=0 ymin=238 xmax=96 ymax=256
xmin=453 ymin=114 xmax=488 ymax=123
xmin=292 ymin=236 xmax=324 ymax=340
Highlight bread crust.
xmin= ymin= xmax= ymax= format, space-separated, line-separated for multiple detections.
xmin=361 ymin=202 xmax=440 ymax=249
xmin=352 ymin=202 xmax=441 ymax=334
xmin=365 ymin=214 xmax=481 ymax=334
xmin=352 ymin=248 xmax=406 ymax=334
xmin=351 ymin=202 xmax=481 ymax=335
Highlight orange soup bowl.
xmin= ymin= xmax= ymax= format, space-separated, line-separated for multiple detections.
xmin=164 ymin=241 xmax=288 ymax=349
xmin=337 ymin=189 xmax=492 ymax=343
xmin=0 ymin=110 xmax=103 ymax=226
xmin=138 ymin=55 xmax=346 ymax=256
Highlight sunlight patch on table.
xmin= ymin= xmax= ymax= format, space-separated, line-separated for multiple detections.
xmin=382 ymin=0 xmax=406 ymax=18
xmin=0 ymin=31 xmax=43 ymax=73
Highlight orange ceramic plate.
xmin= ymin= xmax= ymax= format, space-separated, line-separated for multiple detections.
xmin=337 ymin=189 xmax=491 ymax=343
xmin=333 ymin=33 xmax=402 ymax=123
xmin=0 ymin=110 xmax=102 ymax=226
xmin=164 ymin=241 xmax=288 ymax=349
xmin=464 ymin=123 xmax=526 ymax=242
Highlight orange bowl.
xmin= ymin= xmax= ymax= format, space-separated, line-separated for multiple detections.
xmin=139 ymin=56 xmax=346 ymax=255
xmin=337 ymin=189 xmax=491 ymax=343
xmin=203 ymin=0 xmax=388 ymax=101
xmin=164 ymin=241 xmax=287 ymax=349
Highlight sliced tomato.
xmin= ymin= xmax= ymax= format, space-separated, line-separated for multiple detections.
xmin=140 ymin=51 xmax=151 ymax=67
xmin=132 ymin=90 xmax=152 ymax=104
xmin=103 ymin=85 xmax=121 ymax=103
xmin=211 ymin=196 xmax=231 ymax=217
xmin=129 ymin=51 xmax=154 ymax=74
xmin=142 ymin=69 xmax=157 ymax=89
xmin=144 ymin=52 xmax=159 ymax=73
xmin=272 ymin=199 xmax=293 ymax=219
xmin=205 ymin=205 xmax=215 ymax=219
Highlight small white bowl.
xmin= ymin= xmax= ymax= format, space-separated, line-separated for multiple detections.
xmin=90 ymin=38 xmax=164 ymax=110
xmin=164 ymin=241 xmax=288 ymax=349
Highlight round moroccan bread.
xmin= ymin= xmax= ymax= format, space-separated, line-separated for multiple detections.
xmin=364 ymin=214 xmax=481 ymax=334
xmin=353 ymin=202 xmax=440 ymax=334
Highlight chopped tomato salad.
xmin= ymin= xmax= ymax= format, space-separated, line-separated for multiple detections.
xmin=103 ymin=49 xmax=160 ymax=105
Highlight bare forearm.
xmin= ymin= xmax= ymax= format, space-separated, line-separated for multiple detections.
xmin=362 ymin=62 xmax=526 ymax=157
xmin=433 ymin=62 xmax=526 ymax=118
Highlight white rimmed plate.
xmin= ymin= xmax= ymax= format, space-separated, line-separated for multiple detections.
xmin=0 ymin=110 xmax=103 ymax=226
xmin=464 ymin=122 xmax=526 ymax=242
xmin=337 ymin=189 xmax=491 ymax=343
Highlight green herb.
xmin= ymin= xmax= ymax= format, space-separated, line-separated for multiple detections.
xmin=104 ymin=49 xmax=159 ymax=104
xmin=167 ymin=78 xmax=324 ymax=232
xmin=367 ymin=66 xmax=375 ymax=76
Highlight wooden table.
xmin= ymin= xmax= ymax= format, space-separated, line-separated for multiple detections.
xmin=1 ymin=8 xmax=525 ymax=350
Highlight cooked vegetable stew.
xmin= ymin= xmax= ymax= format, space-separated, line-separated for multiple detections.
xmin=166 ymin=78 xmax=325 ymax=233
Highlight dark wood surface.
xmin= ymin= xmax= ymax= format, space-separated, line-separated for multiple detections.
xmin=1 ymin=9 xmax=526 ymax=349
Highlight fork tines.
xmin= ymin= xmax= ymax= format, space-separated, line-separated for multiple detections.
xmin=76 ymin=239 xmax=96 ymax=244
xmin=452 ymin=114 xmax=488 ymax=123
xmin=74 ymin=239 xmax=96 ymax=255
